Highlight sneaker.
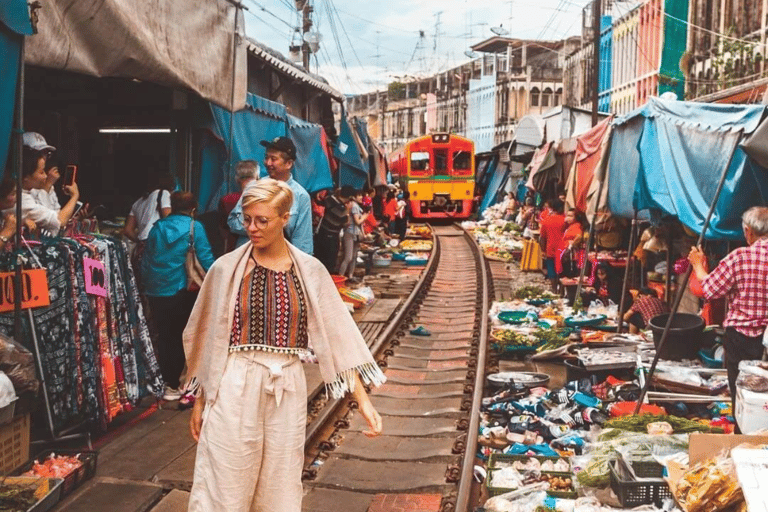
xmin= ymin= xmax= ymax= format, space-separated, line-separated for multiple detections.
xmin=163 ymin=386 xmax=182 ymax=401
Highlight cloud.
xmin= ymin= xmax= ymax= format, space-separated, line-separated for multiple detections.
xmin=244 ymin=0 xmax=587 ymax=94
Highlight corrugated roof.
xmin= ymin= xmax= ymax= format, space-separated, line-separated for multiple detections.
xmin=246 ymin=39 xmax=343 ymax=101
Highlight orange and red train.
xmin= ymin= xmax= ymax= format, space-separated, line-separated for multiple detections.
xmin=388 ymin=133 xmax=475 ymax=220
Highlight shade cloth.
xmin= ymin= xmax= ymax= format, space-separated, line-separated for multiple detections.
xmin=565 ymin=117 xmax=613 ymax=214
xmin=0 ymin=0 xmax=32 ymax=175
xmin=525 ymin=142 xmax=560 ymax=192
xmin=25 ymin=0 xmax=246 ymax=110
xmin=480 ymin=161 xmax=510 ymax=214
xmin=200 ymin=94 xmax=333 ymax=211
xmin=610 ymin=97 xmax=768 ymax=240
xmin=334 ymin=113 xmax=368 ymax=190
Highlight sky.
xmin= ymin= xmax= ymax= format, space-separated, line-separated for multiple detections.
xmin=242 ymin=0 xmax=591 ymax=95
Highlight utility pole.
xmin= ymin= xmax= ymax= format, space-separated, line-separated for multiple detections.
xmin=302 ymin=2 xmax=313 ymax=70
xmin=591 ymin=0 xmax=601 ymax=126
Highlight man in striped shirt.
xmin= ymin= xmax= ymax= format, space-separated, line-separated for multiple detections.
xmin=689 ymin=207 xmax=768 ymax=424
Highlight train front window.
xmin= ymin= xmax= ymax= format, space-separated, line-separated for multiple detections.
xmin=453 ymin=151 xmax=471 ymax=172
xmin=434 ymin=149 xmax=448 ymax=176
xmin=411 ymin=152 xmax=430 ymax=172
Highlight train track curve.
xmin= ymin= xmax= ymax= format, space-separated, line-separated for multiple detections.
xmin=302 ymin=224 xmax=490 ymax=512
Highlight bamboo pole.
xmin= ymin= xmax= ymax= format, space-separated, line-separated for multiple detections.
xmin=617 ymin=212 xmax=638 ymax=333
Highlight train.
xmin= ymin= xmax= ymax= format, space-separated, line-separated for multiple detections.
xmin=388 ymin=133 xmax=475 ymax=220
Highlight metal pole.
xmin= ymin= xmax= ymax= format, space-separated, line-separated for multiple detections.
xmin=617 ymin=212 xmax=638 ymax=333
xmin=574 ymin=173 xmax=607 ymax=306
xmin=226 ymin=5 xmax=240 ymax=194
xmin=634 ymin=138 xmax=740 ymax=414
xmin=591 ymin=0 xmax=601 ymax=127
xmin=28 ymin=309 xmax=56 ymax=438
xmin=13 ymin=37 xmax=25 ymax=341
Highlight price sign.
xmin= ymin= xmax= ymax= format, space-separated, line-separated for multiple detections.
xmin=0 ymin=269 xmax=50 ymax=313
xmin=83 ymin=257 xmax=108 ymax=297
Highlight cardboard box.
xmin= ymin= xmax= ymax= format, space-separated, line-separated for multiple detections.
xmin=689 ymin=433 xmax=768 ymax=465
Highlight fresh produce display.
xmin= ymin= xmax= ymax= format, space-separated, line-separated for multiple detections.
xmin=400 ymin=239 xmax=433 ymax=251
xmin=602 ymin=414 xmax=723 ymax=435
xmin=0 ymin=478 xmax=51 ymax=512
xmin=406 ymin=225 xmax=432 ymax=239
xmin=513 ymin=286 xmax=551 ymax=300
xmin=491 ymin=329 xmax=538 ymax=347
xmin=532 ymin=329 xmax=570 ymax=352
xmin=23 ymin=453 xmax=83 ymax=478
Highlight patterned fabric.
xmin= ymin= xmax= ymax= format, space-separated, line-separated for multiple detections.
xmin=702 ymin=238 xmax=768 ymax=337
xmin=230 ymin=261 xmax=309 ymax=354
xmin=629 ymin=296 xmax=669 ymax=325
xmin=0 ymin=235 xmax=163 ymax=434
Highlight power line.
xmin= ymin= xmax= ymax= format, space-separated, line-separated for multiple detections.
xmin=243 ymin=0 xmax=296 ymax=30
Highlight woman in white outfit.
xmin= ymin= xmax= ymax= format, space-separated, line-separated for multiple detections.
xmin=183 ymin=178 xmax=384 ymax=512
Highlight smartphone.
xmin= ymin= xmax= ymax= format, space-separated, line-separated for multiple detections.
xmin=73 ymin=201 xmax=84 ymax=217
xmin=63 ymin=165 xmax=77 ymax=187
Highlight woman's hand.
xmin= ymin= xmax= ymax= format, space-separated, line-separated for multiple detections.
xmin=352 ymin=373 xmax=382 ymax=437
xmin=24 ymin=218 xmax=37 ymax=232
xmin=1 ymin=214 xmax=16 ymax=239
xmin=189 ymin=398 xmax=204 ymax=442
xmin=63 ymin=182 xmax=80 ymax=199
xmin=358 ymin=396 xmax=382 ymax=437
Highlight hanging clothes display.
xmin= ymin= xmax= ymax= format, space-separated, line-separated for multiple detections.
xmin=0 ymin=234 xmax=163 ymax=433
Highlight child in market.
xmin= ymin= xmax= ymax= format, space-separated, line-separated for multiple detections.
xmin=624 ymin=287 xmax=669 ymax=334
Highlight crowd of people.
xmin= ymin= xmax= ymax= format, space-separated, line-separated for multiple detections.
xmin=112 ymin=136 xmax=411 ymax=408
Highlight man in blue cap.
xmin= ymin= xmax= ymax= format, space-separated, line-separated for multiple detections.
xmin=227 ymin=137 xmax=313 ymax=254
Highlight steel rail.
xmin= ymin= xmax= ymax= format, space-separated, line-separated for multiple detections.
xmin=304 ymin=230 xmax=441 ymax=445
xmin=454 ymin=226 xmax=490 ymax=512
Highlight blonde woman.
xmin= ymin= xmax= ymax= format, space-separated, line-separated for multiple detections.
xmin=183 ymin=178 xmax=384 ymax=511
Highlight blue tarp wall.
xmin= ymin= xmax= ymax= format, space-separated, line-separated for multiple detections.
xmin=479 ymin=159 xmax=508 ymax=214
xmin=608 ymin=98 xmax=768 ymax=240
xmin=0 ymin=1 xmax=33 ymax=175
xmin=334 ymin=112 xmax=368 ymax=190
xmin=200 ymin=93 xmax=333 ymax=211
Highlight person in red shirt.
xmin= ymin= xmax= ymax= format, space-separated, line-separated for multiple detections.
xmin=539 ymin=199 xmax=566 ymax=292
xmin=219 ymin=160 xmax=259 ymax=252
xmin=383 ymin=190 xmax=398 ymax=232
xmin=624 ymin=287 xmax=669 ymax=333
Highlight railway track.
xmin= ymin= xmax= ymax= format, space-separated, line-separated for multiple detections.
xmin=302 ymin=224 xmax=490 ymax=512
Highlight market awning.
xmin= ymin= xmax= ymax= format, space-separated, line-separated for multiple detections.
xmin=610 ymin=97 xmax=768 ymax=239
xmin=25 ymin=0 xmax=247 ymax=110
xmin=565 ymin=116 xmax=613 ymax=214
xmin=287 ymin=115 xmax=334 ymax=194
xmin=0 ymin=0 xmax=33 ymax=173
xmin=480 ymin=160 xmax=508 ymax=214
xmin=199 ymin=93 xmax=333 ymax=211
xmin=334 ymin=113 xmax=368 ymax=190
xmin=525 ymin=142 xmax=559 ymax=192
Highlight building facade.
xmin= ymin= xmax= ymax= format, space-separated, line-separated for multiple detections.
xmin=347 ymin=36 xmax=579 ymax=153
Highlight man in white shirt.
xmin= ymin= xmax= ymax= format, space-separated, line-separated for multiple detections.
xmin=30 ymin=161 xmax=62 ymax=212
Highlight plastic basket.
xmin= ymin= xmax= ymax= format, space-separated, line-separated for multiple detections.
xmin=623 ymin=453 xmax=664 ymax=479
xmin=0 ymin=414 xmax=30 ymax=475
xmin=609 ymin=457 xmax=672 ymax=507
xmin=14 ymin=449 xmax=98 ymax=498
xmin=486 ymin=454 xmax=576 ymax=498
xmin=0 ymin=476 xmax=63 ymax=512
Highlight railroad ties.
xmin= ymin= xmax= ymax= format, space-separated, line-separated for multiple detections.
xmin=303 ymin=225 xmax=488 ymax=512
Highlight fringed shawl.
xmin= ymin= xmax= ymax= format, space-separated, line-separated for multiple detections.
xmin=182 ymin=242 xmax=385 ymax=403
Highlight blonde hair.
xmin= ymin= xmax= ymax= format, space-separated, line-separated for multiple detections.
xmin=242 ymin=178 xmax=293 ymax=216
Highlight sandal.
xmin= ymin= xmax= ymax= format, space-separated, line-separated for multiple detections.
xmin=409 ymin=326 xmax=432 ymax=336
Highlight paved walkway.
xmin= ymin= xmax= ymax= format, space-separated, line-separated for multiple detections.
xmin=51 ymin=264 xmax=419 ymax=512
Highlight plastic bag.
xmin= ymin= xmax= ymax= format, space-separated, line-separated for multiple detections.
xmin=674 ymin=450 xmax=744 ymax=512
xmin=735 ymin=360 xmax=768 ymax=434
xmin=0 ymin=333 xmax=38 ymax=395
xmin=0 ymin=371 xmax=16 ymax=408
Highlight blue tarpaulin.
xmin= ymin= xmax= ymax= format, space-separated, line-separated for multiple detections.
xmin=0 ymin=0 xmax=33 ymax=174
xmin=201 ymin=93 xmax=333 ymax=211
xmin=608 ymin=98 xmax=768 ymax=240
xmin=334 ymin=112 xmax=368 ymax=190
xmin=287 ymin=114 xmax=334 ymax=194
xmin=480 ymin=160 xmax=508 ymax=214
